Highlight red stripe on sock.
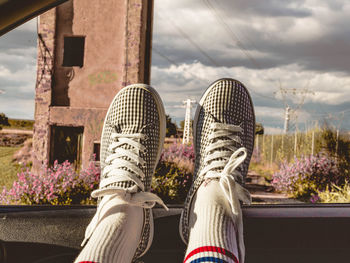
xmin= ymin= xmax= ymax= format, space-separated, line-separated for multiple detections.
xmin=184 ymin=246 xmax=239 ymax=263
xmin=78 ymin=261 xmax=98 ymax=263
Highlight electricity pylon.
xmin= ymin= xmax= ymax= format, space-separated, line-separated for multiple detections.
xmin=183 ymin=99 xmax=196 ymax=144
xmin=283 ymin=106 xmax=290 ymax=134
xmin=275 ymin=80 xmax=315 ymax=133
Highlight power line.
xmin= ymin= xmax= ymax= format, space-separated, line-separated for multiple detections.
xmin=158 ymin=14 xmax=222 ymax=68
xmin=152 ymin=48 xmax=209 ymax=86
xmin=212 ymin=0 xmax=268 ymax=56
xmin=156 ymin=9 xmax=277 ymax=102
xmin=158 ymin=1 xmax=348 ymax=132
xmin=307 ymin=108 xmax=350 ymax=117
xmin=274 ymin=80 xmax=315 ymax=132
xmin=203 ymin=0 xmax=323 ymax=113
xmin=202 ymin=0 xmax=261 ymax=69
xmin=201 ymin=0 xmax=277 ymax=101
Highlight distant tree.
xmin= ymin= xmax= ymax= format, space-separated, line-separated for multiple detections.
xmin=255 ymin=122 xmax=264 ymax=135
xmin=179 ymin=120 xmax=184 ymax=130
xmin=0 ymin=113 xmax=9 ymax=130
xmin=179 ymin=119 xmax=193 ymax=130
xmin=166 ymin=115 xmax=177 ymax=137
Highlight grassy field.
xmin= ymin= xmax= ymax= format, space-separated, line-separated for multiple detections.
xmin=249 ymin=161 xmax=278 ymax=181
xmin=5 ymin=119 xmax=34 ymax=130
xmin=0 ymin=146 xmax=21 ymax=190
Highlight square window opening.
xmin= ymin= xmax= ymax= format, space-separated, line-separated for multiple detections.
xmin=50 ymin=126 xmax=84 ymax=169
xmin=62 ymin=36 xmax=85 ymax=67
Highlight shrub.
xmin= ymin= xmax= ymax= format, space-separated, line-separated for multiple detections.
xmin=0 ymin=142 xmax=195 ymax=205
xmin=319 ymin=127 xmax=350 ymax=179
xmin=161 ymin=141 xmax=195 ymax=163
xmin=8 ymin=118 xmax=34 ymax=130
xmin=0 ymin=158 xmax=100 ymax=205
xmin=314 ymin=181 xmax=350 ymax=203
xmin=151 ymin=142 xmax=194 ymax=204
xmin=0 ymin=113 xmax=9 ymax=127
xmin=271 ymin=154 xmax=341 ymax=200
xmin=166 ymin=115 xmax=178 ymax=137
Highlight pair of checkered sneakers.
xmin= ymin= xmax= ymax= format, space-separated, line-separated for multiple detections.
xmin=81 ymin=78 xmax=255 ymax=261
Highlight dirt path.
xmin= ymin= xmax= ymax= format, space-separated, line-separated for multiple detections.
xmin=246 ymin=170 xmax=301 ymax=204
xmin=0 ymin=129 xmax=33 ymax=135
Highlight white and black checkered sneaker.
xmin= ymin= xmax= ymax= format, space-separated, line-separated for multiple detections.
xmin=81 ymin=84 xmax=167 ymax=260
xmin=179 ymin=78 xmax=255 ymax=255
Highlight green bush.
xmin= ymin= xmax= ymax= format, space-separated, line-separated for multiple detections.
xmin=0 ymin=113 xmax=9 ymax=127
xmin=151 ymin=142 xmax=194 ymax=204
xmin=0 ymin=159 xmax=100 ymax=205
xmin=316 ymin=181 xmax=350 ymax=203
xmin=152 ymin=161 xmax=192 ymax=204
xmin=272 ymin=154 xmax=342 ymax=201
xmin=319 ymin=127 xmax=350 ymax=179
xmin=8 ymin=119 xmax=34 ymax=130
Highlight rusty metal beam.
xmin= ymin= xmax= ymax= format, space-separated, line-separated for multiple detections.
xmin=0 ymin=0 xmax=68 ymax=36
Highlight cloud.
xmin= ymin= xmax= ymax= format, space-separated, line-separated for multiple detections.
xmin=0 ymin=20 xmax=36 ymax=119
xmin=264 ymin=126 xmax=285 ymax=134
xmin=153 ymin=0 xmax=350 ymax=74
xmin=151 ymin=0 xmax=350 ymax=132
xmin=0 ymin=97 xmax=34 ymax=119
xmin=153 ymin=62 xmax=350 ymax=105
xmin=255 ymin=106 xmax=284 ymax=119
xmin=0 ymin=0 xmax=349 ymax=131
xmin=16 ymin=18 xmax=37 ymax=32
xmin=151 ymin=59 xmax=350 ymax=130
xmin=0 ymin=25 xmax=37 ymax=52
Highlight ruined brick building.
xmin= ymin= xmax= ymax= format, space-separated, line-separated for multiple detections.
xmin=33 ymin=0 xmax=153 ymax=172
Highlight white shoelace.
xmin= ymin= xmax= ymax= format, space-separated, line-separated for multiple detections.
xmin=82 ymin=132 xmax=168 ymax=247
xmin=199 ymin=122 xmax=252 ymax=260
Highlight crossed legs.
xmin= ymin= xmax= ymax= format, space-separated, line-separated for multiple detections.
xmin=75 ymin=78 xmax=255 ymax=263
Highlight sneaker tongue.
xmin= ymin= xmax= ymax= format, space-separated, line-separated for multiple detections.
xmin=102 ymin=138 xmax=141 ymax=191
xmin=102 ymin=119 xmax=148 ymax=191
xmin=116 ymin=149 xmax=138 ymax=189
xmin=208 ymin=147 xmax=244 ymax=185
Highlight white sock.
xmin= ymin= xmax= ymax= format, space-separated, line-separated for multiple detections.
xmin=184 ymin=180 xmax=240 ymax=263
xmin=75 ymin=194 xmax=144 ymax=263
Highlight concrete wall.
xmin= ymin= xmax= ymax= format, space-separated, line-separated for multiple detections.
xmin=54 ymin=0 xmax=127 ymax=108
xmin=33 ymin=8 xmax=56 ymax=173
xmin=33 ymin=0 xmax=154 ymax=172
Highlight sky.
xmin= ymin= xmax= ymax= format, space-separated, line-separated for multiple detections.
xmin=0 ymin=0 xmax=350 ymax=133
xmin=151 ymin=0 xmax=350 ymax=133
xmin=0 ymin=18 xmax=37 ymax=120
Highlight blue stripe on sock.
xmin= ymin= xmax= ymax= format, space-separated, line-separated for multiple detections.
xmin=189 ymin=257 xmax=229 ymax=263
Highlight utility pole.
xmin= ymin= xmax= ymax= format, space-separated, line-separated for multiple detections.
xmin=312 ymin=130 xmax=315 ymax=155
xmin=182 ymin=99 xmax=196 ymax=144
xmin=294 ymin=131 xmax=298 ymax=156
xmin=336 ymin=129 xmax=339 ymax=157
xmin=270 ymin=135 xmax=274 ymax=165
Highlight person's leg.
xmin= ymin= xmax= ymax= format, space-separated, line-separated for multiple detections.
xmin=75 ymin=84 xmax=167 ymax=263
xmin=75 ymin=196 xmax=143 ymax=263
xmin=184 ymin=180 xmax=240 ymax=263
xmin=180 ymin=78 xmax=255 ymax=263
